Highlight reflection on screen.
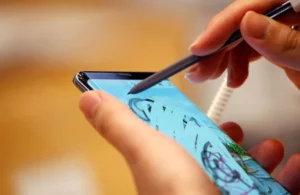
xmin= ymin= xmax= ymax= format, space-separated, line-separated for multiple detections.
xmin=87 ymin=79 xmax=289 ymax=195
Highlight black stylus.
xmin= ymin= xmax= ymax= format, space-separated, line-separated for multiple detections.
xmin=128 ymin=0 xmax=297 ymax=94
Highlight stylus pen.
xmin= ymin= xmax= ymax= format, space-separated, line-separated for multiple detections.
xmin=128 ymin=0 xmax=300 ymax=94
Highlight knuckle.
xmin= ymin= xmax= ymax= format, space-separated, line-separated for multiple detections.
xmin=282 ymin=29 xmax=300 ymax=53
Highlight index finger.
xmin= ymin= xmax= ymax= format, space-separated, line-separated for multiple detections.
xmin=190 ymin=0 xmax=286 ymax=56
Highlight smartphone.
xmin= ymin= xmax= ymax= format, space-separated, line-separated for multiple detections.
xmin=73 ymin=71 xmax=289 ymax=195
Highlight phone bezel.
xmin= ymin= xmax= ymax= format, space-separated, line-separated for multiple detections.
xmin=73 ymin=71 xmax=155 ymax=92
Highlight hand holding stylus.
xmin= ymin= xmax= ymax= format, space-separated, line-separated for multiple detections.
xmin=129 ymin=0 xmax=300 ymax=94
xmin=187 ymin=0 xmax=300 ymax=89
xmin=79 ymin=90 xmax=300 ymax=194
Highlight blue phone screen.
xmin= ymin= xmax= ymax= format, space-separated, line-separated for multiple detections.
xmin=87 ymin=78 xmax=289 ymax=195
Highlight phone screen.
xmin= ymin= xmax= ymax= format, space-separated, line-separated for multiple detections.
xmin=76 ymin=72 xmax=289 ymax=195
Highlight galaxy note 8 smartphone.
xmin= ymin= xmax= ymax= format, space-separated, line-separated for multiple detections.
xmin=73 ymin=71 xmax=289 ymax=195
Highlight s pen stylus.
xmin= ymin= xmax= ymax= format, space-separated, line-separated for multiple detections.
xmin=128 ymin=0 xmax=300 ymax=94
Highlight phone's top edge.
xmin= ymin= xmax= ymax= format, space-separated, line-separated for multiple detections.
xmin=77 ymin=71 xmax=156 ymax=74
xmin=73 ymin=72 xmax=91 ymax=92
xmin=76 ymin=71 xmax=156 ymax=80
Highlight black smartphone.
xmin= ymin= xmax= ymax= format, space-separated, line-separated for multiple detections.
xmin=73 ymin=71 xmax=289 ymax=195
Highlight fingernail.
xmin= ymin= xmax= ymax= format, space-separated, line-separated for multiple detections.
xmin=189 ymin=33 xmax=205 ymax=52
xmin=244 ymin=11 xmax=270 ymax=40
xmin=184 ymin=72 xmax=193 ymax=79
xmin=80 ymin=91 xmax=101 ymax=119
xmin=184 ymin=72 xmax=198 ymax=83
xmin=184 ymin=68 xmax=207 ymax=84
xmin=189 ymin=39 xmax=200 ymax=52
xmin=188 ymin=42 xmax=197 ymax=52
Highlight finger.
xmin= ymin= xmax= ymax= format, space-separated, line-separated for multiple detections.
xmin=248 ymin=48 xmax=261 ymax=62
xmin=210 ymin=51 xmax=230 ymax=80
xmin=79 ymin=91 xmax=219 ymax=194
xmin=79 ymin=90 xmax=156 ymax=158
xmin=211 ymin=44 xmax=260 ymax=81
xmin=189 ymin=0 xmax=286 ymax=56
xmin=248 ymin=139 xmax=284 ymax=173
xmin=187 ymin=64 xmax=198 ymax=73
xmin=185 ymin=51 xmax=226 ymax=83
xmin=241 ymin=11 xmax=300 ymax=71
xmin=276 ymin=154 xmax=300 ymax=194
xmin=219 ymin=122 xmax=244 ymax=144
xmin=227 ymin=42 xmax=249 ymax=88
xmin=283 ymin=67 xmax=300 ymax=90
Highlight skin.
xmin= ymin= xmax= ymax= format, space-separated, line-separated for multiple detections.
xmin=186 ymin=0 xmax=300 ymax=89
xmin=79 ymin=0 xmax=300 ymax=194
xmin=79 ymin=91 xmax=300 ymax=195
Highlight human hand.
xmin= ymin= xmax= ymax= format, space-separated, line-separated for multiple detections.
xmin=79 ymin=90 xmax=300 ymax=194
xmin=186 ymin=0 xmax=300 ymax=89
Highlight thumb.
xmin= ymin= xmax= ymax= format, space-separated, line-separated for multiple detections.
xmin=79 ymin=90 xmax=167 ymax=160
xmin=241 ymin=11 xmax=300 ymax=71
xmin=79 ymin=91 xmax=219 ymax=195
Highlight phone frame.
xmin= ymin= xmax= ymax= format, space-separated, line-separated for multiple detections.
xmin=73 ymin=71 xmax=155 ymax=92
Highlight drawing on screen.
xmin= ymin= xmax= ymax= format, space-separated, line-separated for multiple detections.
xmin=127 ymin=97 xmax=290 ymax=195
xmin=128 ymin=97 xmax=201 ymax=127
xmin=201 ymin=142 xmax=257 ymax=194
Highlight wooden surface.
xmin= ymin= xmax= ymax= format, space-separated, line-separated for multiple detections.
xmin=0 ymin=6 xmax=196 ymax=195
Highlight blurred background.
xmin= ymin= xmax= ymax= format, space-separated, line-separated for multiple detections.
xmin=1 ymin=1 xmax=299 ymax=195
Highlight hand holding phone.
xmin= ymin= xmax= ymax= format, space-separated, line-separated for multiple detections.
xmin=74 ymin=71 xmax=297 ymax=194
xmin=80 ymin=90 xmax=222 ymax=194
